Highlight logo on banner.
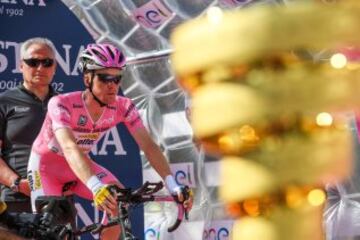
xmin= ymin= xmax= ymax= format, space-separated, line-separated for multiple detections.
xmin=203 ymin=220 xmax=233 ymax=240
xmin=0 ymin=0 xmax=47 ymax=7
xmin=170 ymin=162 xmax=196 ymax=187
xmin=132 ymin=0 xmax=172 ymax=29
xmin=0 ymin=1 xmax=47 ymax=20
xmin=203 ymin=227 xmax=230 ymax=240
xmin=145 ymin=228 xmax=160 ymax=240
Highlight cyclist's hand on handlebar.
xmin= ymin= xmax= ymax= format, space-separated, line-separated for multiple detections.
xmin=165 ymin=175 xmax=193 ymax=212
xmin=173 ymin=186 xmax=193 ymax=212
xmin=93 ymin=185 xmax=118 ymax=216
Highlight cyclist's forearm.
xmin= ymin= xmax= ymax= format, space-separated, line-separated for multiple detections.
xmin=54 ymin=128 xmax=95 ymax=185
xmin=0 ymin=157 xmax=20 ymax=187
xmin=144 ymin=145 xmax=172 ymax=180
xmin=132 ymin=128 xmax=172 ymax=179
xmin=63 ymin=147 xmax=94 ymax=184
xmin=63 ymin=147 xmax=106 ymax=197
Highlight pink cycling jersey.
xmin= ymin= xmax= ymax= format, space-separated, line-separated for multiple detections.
xmin=28 ymin=91 xmax=144 ymax=212
xmin=33 ymin=91 xmax=144 ymax=156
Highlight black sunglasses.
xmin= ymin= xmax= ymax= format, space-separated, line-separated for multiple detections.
xmin=96 ymin=73 xmax=122 ymax=84
xmin=23 ymin=58 xmax=54 ymax=68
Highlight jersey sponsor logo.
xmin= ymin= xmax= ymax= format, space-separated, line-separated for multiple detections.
xmin=79 ymin=133 xmax=99 ymax=140
xmin=77 ymin=115 xmax=87 ymax=126
xmin=76 ymin=138 xmax=95 ymax=145
xmin=14 ymin=106 xmax=30 ymax=113
xmin=34 ymin=171 xmax=42 ymax=190
xmin=27 ymin=170 xmax=34 ymax=191
xmin=76 ymin=133 xmax=100 ymax=145
xmin=76 ymin=133 xmax=99 ymax=145
xmin=27 ymin=170 xmax=42 ymax=191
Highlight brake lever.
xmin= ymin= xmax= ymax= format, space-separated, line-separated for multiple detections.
xmin=167 ymin=186 xmax=193 ymax=232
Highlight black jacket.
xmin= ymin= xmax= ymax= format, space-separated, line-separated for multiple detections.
xmin=0 ymin=84 xmax=56 ymax=201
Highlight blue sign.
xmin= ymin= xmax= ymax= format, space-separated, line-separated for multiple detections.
xmin=0 ymin=1 xmax=144 ymax=239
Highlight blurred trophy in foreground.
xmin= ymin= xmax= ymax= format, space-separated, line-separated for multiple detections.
xmin=171 ymin=1 xmax=360 ymax=240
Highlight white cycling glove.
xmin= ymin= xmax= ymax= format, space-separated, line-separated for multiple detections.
xmin=165 ymin=175 xmax=181 ymax=194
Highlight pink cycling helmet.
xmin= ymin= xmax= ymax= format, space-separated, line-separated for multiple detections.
xmin=79 ymin=43 xmax=126 ymax=72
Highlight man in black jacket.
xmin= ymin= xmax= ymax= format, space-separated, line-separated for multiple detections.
xmin=0 ymin=37 xmax=57 ymax=213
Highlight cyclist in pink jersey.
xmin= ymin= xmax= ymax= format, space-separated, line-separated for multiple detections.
xmin=27 ymin=43 xmax=193 ymax=240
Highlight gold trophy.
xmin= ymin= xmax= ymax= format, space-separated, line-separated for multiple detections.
xmin=171 ymin=1 xmax=360 ymax=239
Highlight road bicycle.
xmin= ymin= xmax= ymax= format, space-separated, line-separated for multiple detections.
xmin=0 ymin=181 xmax=190 ymax=240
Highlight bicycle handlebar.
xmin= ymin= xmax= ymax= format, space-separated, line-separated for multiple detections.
xmin=109 ymin=181 xmax=189 ymax=232
xmin=74 ymin=181 xmax=189 ymax=236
